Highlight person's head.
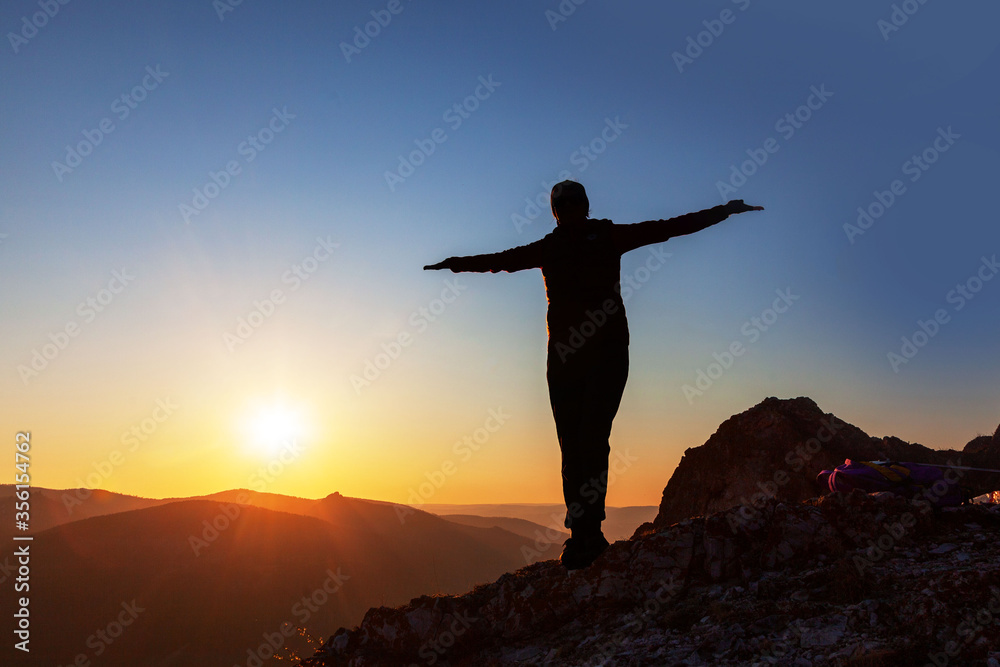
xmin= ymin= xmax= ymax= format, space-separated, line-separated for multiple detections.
xmin=550 ymin=180 xmax=589 ymax=225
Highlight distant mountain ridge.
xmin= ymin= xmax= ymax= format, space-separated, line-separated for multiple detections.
xmin=438 ymin=514 xmax=570 ymax=543
xmin=418 ymin=503 xmax=658 ymax=542
xmin=0 ymin=488 xmax=600 ymax=666
xmin=0 ymin=486 xmax=653 ymax=542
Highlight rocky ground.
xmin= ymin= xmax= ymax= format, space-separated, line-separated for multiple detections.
xmin=296 ymin=398 xmax=1000 ymax=666
xmin=299 ymin=490 xmax=1000 ymax=666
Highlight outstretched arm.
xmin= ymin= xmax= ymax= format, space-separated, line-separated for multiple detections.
xmin=612 ymin=199 xmax=764 ymax=254
xmin=424 ymin=239 xmax=545 ymax=273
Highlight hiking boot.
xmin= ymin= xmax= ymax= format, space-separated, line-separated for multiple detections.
xmin=560 ymin=533 xmax=610 ymax=570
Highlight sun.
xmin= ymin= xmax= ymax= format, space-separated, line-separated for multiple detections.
xmin=240 ymin=401 xmax=312 ymax=459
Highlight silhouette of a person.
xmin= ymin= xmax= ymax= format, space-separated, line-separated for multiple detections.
xmin=425 ymin=181 xmax=763 ymax=569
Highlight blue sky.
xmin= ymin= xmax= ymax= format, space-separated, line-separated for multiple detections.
xmin=2 ymin=1 xmax=998 ymax=504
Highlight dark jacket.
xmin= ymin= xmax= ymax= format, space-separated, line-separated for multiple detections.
xmin=450 ymin=205 xmax=731 ymax=359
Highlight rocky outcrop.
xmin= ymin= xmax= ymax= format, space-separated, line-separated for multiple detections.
xmin=651 ymin=397 xmax=1000 ymax=529
xmin=301 ymin=491 xmax=1000 ymax=666
xmin=298 ymin=398 xmax=1000 ymax=666
xmin=965 ymin=423 xmax=1000 ymax=458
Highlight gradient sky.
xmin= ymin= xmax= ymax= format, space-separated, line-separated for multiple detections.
xmin=2 ymin=1 xmax=999 ymax=507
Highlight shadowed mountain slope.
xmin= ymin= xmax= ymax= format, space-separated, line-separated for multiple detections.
xmin=0 ymin=494 xmax=566 ymax=666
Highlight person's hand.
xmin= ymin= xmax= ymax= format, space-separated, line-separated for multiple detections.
xmin=423 ymin=258 xmax=453 ymax=271
xmin=726 ymin=199 xmax=764 ymax=214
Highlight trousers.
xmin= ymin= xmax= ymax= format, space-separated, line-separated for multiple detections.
xmin=546 ymin=335 xmax=629 ymax=534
